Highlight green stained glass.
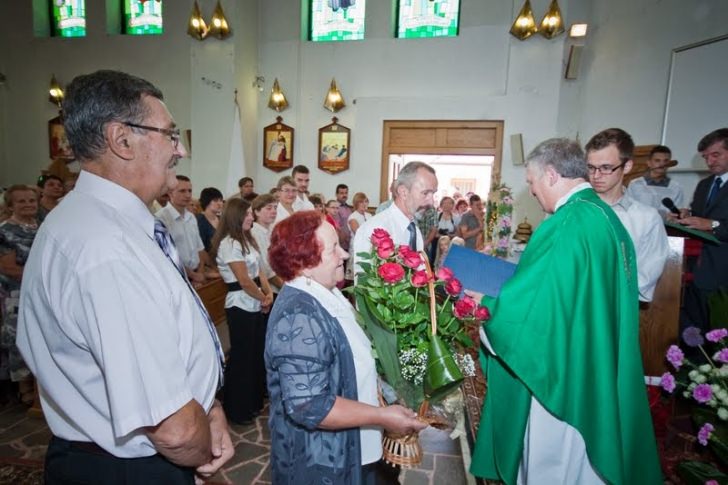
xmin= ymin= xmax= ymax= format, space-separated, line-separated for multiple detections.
xmin=396 ymin=0 xmax=460 ymax=39
xmin=51 ymin=0 xmax=86 ymax=38
xmin=123 ymin=0 xmax=163 ymax=35
xmin=310 ymin=0 xmax=366 ymax=42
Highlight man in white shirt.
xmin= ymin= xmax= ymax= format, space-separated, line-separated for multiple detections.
xmin=586 ymin=128 xmax=669 ymax=302
xmin=16 ymin=70 xmax=232 ymax=483
xmin=353 ymin=161 xmax=438 ymax=273
xmin=156 ymin=175 xmax=208 ymax=283
xmin=291 ymin=165 xmax=314 ymax=211
xmin=625 ymin=145 xmax=684 ymax=218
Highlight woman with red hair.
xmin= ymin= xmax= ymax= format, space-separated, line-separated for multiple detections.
xmin=265 ymin=212 xmax=425 ymax=484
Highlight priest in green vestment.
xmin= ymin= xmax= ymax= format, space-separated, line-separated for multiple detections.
xmin=469 ymin=138 xmax=662 ymax=484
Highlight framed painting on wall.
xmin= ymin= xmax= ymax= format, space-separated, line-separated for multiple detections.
xmin=48 ymin=115 xmax=74 ymax=161
xmin=263 ymin=116 xmax=294 ymax=172
xmin=318 ymin=117 xmax=350 ymax=174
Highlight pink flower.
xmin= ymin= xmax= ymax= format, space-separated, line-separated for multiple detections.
xmin=436 ymin=267 xmax=454 ymax=281
xmin=376 ymin=238 xmax=395 ymax=259
xmin=411 ymin=270 xmax=430 ymax=288
xmin=698 ymin=422 xmax=714 ymax=446
xmin=706 ymin=480 xmax=719 ymax=485
xmin=714 ymin=349 xmax=728 ymax=364
xmin=453 ymin=296 xmax=477 ymax=319
xmin=706 ymin=328 xmax=728 ymax=343
xmin=660 ymin=372 xmax=676 ymax=393
xmin=474 ymin=305 xmax=491 ymax=321
xmin=400 ymin=250 xmax=423 ymax=269
xmin=444 ymin=278 xmax=463 ymax=297
xmin=666 ymin=345 xmax=684 ymax=370
xmin=693 ymin=384 xmax=713 ymax=403
xmin=370 ymin=228 xmax=392 ymax=248
xmin=378 ymin=262 xmax=405 ymax=284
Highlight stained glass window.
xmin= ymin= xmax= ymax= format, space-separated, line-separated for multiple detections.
xmin=123 ymin=0 xmax=163 ymax=35
xmin=396 ymin=0 xmax=460 ymax=39
xmin=51 ymin=0 xmax=86 ymax=37
xmin=310 ymin=0 xmax=366 ymax=42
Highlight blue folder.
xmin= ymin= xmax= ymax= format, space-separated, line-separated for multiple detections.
xmin=442 ymin=245 xmax=516 ymax=298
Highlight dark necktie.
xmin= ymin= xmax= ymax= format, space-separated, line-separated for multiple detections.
xmin=707 ymin=177 xmax=723 ymax=206
xmin=407 ymin=221 xmax=417 ymax=250
xmin=153 ymin=219 xmax=225 ymax=387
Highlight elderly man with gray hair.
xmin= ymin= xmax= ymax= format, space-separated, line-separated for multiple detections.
xmin=352 ymin=161 xmax=437 ymax=274
xmin=468 ymin=138 xmax=662 ymax=484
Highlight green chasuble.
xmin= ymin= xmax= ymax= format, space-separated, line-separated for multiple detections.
xmin=470 ymin=188 xmax=662 ymax=485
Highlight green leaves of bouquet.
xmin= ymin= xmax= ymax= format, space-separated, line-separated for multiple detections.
xmin=355 ymin=228 xmax=490 ymax=409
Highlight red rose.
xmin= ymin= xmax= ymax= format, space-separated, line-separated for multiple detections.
xmin=444 ymin=277 xmax=463 ymax=297
xmin=378 ymin=262 xmax=405 ymax=284
xmin=377 ymin=238 xmax=395 ymax=259
xmin=474 ymin=305 xmax=491 ymax=321
xmin=436 ymin=267 xmax=454 ymax=281
xmin=401 ymin=250 xmax=422 ymax=269
xmin=453 ymin=296 xmax=477 ymax=319
xmin=398 ymin=244 xmax=413 ymax=257
xmin=371 ymin=228 xmax=392 ymax=248
xmin=411 ymin=270 xmax=430 ymax=287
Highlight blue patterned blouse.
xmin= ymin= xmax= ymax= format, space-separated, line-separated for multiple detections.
xmin=265 ymin=285 xmax=363 ymax=485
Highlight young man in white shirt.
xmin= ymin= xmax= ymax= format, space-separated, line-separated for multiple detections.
xmin=291 ymin=165 xmax=314 ymax=212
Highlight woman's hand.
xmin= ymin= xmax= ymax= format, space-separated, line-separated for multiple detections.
xmin=379 ymin=405 xmax=428 ymax=435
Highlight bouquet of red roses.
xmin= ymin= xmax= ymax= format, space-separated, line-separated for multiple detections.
xmin=354 ymin=228 xmax=490 ymax=410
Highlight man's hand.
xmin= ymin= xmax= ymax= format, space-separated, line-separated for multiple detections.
xmin=195 ymin=401 xmax=234 ymax=479
xmin=188 ymin=270 xmax=206 ymax=284
xmin=676 ymin=216 xmax=713 ymax=232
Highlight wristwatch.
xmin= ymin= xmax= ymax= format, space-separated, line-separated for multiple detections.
xmin=712 ymin=220 xmax=721 ymax=231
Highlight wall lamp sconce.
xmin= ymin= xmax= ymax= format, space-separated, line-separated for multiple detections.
xmin=268 ymin=78 xmax=289 ymax=112
xmin=187 ymin=0 xmax=208 ymax=40
xmin=49 ymin=75 xmax=64 ymax=108
xmin=208 ymin=1 xmax=231 ymax=40
xmin=539 ymin=0 xmax=565 ymax=39
xmin=323 ymin=78 xmax=345 ymax=113
xmin=510 ymin=0 xmax=565 ymax=41
xmin=509 ymin=0 xmax=538 ymax=41
xmin=569 ymin=23 xmax=588 ymax=38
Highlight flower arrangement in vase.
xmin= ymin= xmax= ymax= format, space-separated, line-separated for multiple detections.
xmin=484 ymin=184 xmax=513 ymax=258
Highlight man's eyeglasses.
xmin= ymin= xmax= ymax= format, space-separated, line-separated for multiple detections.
xmin=124 ymin=122 xmax=181 ymax=150
xmin=587 ymin=161 xmax=626 ymax=175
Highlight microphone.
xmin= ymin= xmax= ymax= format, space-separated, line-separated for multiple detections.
xmin=662 ymin=197 xmax=681 ymax=216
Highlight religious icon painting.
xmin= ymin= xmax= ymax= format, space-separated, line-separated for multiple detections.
xmin=48 ymin=114 xmax=75 ymax=162
xmin=318 ymin=117 xmax=350 ymax=174
xmin=263 ymin=116 xmax=294 ymax=172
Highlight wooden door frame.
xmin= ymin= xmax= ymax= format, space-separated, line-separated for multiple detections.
xmin=380 ymin=120 xmax=504 ymax=202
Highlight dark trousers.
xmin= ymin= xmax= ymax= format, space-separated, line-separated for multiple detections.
xmin=223 ymin=306 xmax=265 ymax=423
xmin=44 ymin=436 xmax=193 ymax=484
xmin=361 ymin=460 xmax=401 ymax=485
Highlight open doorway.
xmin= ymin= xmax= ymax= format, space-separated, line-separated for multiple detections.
xmin=380 ymin=120 xmax=503 ymax=203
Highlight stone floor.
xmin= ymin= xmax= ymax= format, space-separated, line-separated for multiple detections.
xmin=0 ymin=400 xmax=469 ymax=484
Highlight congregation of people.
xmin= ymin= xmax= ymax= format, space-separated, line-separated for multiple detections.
xmin=2 ymin=68 xmax=728 ymax=484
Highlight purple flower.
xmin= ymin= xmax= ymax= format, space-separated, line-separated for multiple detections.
xmin=706 ymin=328 xmax=728 ymax=343
xmin=706 ymin=480 xmax=719 ymax=485
xmin=666 ymin=345 xmax=685 ymax=370
xmin=694 ymin=384 xmax=714 ymax=403
xmin=682 ymin=326 xmax=705 ymax=347
xmin=714 ymin=349 xmax=728 ymax=364
xmin=698 ymin=422 xmax=714 ymax=446
xmin=660 ymin=372 xmax=676 ymax=393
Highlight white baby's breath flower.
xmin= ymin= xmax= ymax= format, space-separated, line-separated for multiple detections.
xmin=720 ymin=365 xmax=728 ymax=377
xmin=683 ymin=390 xmax=691 ymax=398
xmin=716 ymin=389 xmax=728 ymax=401
xmin=689 ymin=370 xmax=700 ymax=381
xmin=689 ymin=382 xmax=697 ymax=390
xmin=718 ymin=408 xmax=728 ymax=420
xmin=696 ymin=375 xmax=708 ymax=384
xmin=712 ymin=384 xmax=721 ymax=393
xmin=708 ymin=399 xmax=718 ymax=408
xmin=700 ymin=364 xmax=712 ymax=373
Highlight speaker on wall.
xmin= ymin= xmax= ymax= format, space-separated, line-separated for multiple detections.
xmin=565 ymin=45 xmax=583 ymax=80
xmin=511 ymin=133 xmax=525 ymax=165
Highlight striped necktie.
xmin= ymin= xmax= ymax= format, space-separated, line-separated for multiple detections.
xmin=153 ymin=219 xmax=225 ymax=387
